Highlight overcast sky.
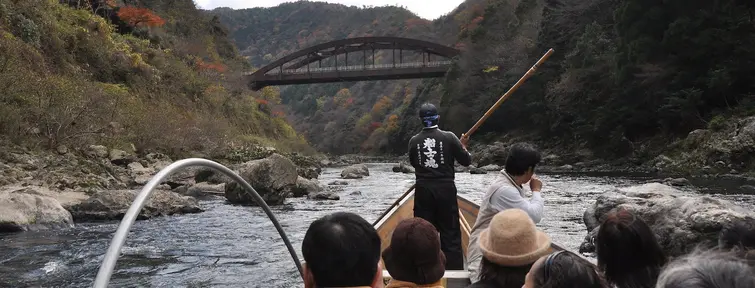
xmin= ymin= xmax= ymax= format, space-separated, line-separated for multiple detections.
xmin=194 ymin=0 xmax=464 ymax=20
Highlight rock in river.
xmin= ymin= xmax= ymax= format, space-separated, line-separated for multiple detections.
xmin=225 ymin=153 xmax=297 ymax=206
xmin=291 ymin=176 xmax=324 ymax=197
xmin=469 ymin=166 xmax=487 ymax=174
xmin=67 ymin=189 xmax=202 ymax=221
xmin=341 ymin=164 xmax=369 ymax=179
xmin=0 ymin=187 xmax=74 ymax=233
xmin=308 ymin=191 xmax=340 ymax=200
xmin=579 ymin=183 xmax=755 ymax=257
xmin=392 ymin=162 xmax=414 ymax=174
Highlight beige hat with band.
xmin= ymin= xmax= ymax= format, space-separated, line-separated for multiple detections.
xmin=479 ymin=208 xmax=552 ymax=267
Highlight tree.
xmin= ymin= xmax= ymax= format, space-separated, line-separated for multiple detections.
xmin=371 ymin=96 xmax=392 ymax=117
xmin=117 ymin=6 xmax=166 ymax=28
xmin=260 ymin=86 xmax=282 ymax=104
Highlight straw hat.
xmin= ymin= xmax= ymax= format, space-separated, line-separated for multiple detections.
xmin=479 ymin=209 xmax=552 ymax=266
xmin=383 ymin=217 xmax=446 ymax=284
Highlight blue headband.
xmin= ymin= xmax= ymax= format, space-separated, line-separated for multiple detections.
xmin=422 ymin=115 xmax=439 ymax=127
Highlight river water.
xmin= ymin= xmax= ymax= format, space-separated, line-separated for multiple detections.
xmin=1 ymin=163 xmax=754 ymax=287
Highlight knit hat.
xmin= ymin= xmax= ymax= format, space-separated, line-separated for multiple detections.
xmin=479 ymin=209 xmax=551 ymax=266
xmin=382 ymin=218 xmax=446 ymax=284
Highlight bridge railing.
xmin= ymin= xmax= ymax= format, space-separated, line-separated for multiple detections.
xmin=243 ymin=61 xmax=452 ymax=76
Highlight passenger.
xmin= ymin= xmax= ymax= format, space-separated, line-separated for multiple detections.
xmin=523 ymin=251 xmax=609 ymax=288
xmin=467 ymin=142 xmax=545 ymax=282
xmin=382 ymin=218 xmax=446 ymax=288
xmin=719 ymin=219 xmax=755 ymax=251
xmin=466 ymin=209 xmax=552 ymax=288
xmin=596 ymin=209 xmax=667 ymax=288
xmin=408 ymin=103 xmax=473 ymax=270
xmin=302 ymin=212 xmax=384 ymax=288
xmin=719 ymin=219 xmax=755 ymax=264
xmin=655 ymin=249 xmax=755 ymax=288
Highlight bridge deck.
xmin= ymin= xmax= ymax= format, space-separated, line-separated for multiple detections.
xmin=249 ymin=62 xmax=452 ymax=90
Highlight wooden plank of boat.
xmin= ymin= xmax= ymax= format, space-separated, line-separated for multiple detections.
xmin=374 ymin=188 xmax=571 ymax=288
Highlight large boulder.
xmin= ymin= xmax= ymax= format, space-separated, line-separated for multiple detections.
xmin=194 ymin=167 xmax=232 ymax=184
xmin=298 ymin=166 xmax=322 ymax=179
xmin=290 ymin=176 xmax=324 ymax=197
xmin=474 ymin=142 xmax=509 ymax=166
xmin=392 ymin=162 xmax=415 ymax=174
xmin=180 ymin=182 xmax=225 ymax=199
xmin=85 ymin=145 xmax=109 ymax=158
xmin=308 ymin=190 xmax=340 ymax=200
xmin=109 ymin=149 xmax=136 ymax=166
xmin=469 ymin=166 xmax=487 ymax=174
xmin=67 ymin=189 xmax=202 ymax=221
xmin=0 ymin=187 xmax=74 ymax=232
xmin=341 ymin=164 xmax=370 ymax=179
xmin=579 ymin=183 xmax=755 ymax=257
xmin=224 ymin=153 xmax=297 ymax=206
xmin=480 ymin=164 xmax=502 ymax=172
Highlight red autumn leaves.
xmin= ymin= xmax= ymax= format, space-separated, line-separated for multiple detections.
xmin=117 ymin=6 xmax=166 ymax=28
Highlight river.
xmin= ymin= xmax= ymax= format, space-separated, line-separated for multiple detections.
xmin=1 ymin=163 xmax=754 ymax=287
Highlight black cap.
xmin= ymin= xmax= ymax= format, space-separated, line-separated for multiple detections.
xmin=419 ymin=103 xmax=438 ymax=118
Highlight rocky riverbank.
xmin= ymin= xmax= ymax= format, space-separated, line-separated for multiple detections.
xmin=458 ymin=116 xmax=755 ymax=191
xmin=0 ymin=142 xmax=330 ymax=233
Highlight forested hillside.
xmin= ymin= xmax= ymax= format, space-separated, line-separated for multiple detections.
xmin=394 ymin=0 xmax=755 ymax=173
xmin=211 ymin=1 xmax=477 ymax=154
xmin=0 ymin=0 xmax=310 ymax=158
xmin=212 ymin=0 xmax=753 ymax=173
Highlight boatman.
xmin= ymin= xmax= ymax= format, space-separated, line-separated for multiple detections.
xmin=466 ymin=142 xmax=544 ymax=282
xmin=408 ymin=103 xmax=472 ymax=270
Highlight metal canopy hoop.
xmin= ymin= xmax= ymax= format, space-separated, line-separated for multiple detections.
xmin=92 ymin=158 xmax=303 ymax=288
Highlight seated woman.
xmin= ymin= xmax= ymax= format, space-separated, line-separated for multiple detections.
xmin=382 ymin=217 xmax=446 ymax=288
xmin=523 ymin=251 xmax=609 ymax=288
xmin=466 ymin=209 xmax=552 ymax=288
xmin=596 ymin=208 xmax=667 ymax=288
xmin=719 ymin=219 xmax=755 ymax=263
xmin=656 ymin=249 xmax=755 ymax=288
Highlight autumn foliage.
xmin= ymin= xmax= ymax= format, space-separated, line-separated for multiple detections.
xmin=195 ymin=59 xmax=227 ymax=73
xmin=117 ymin=6 xmax=166 ymax=28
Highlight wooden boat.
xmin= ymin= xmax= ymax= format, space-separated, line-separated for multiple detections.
xmin=373 ymin=186 xmax=570 ymax=288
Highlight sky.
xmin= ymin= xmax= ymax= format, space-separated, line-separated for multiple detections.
xmin=193 ymin=0 xmax=465 ymax=20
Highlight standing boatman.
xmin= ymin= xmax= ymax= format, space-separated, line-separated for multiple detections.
xmin=408 ymin=103 xmax=472 ymax=270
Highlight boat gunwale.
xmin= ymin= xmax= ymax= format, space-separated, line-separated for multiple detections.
xmin=374 ymin=191 xmax=579 ymax=260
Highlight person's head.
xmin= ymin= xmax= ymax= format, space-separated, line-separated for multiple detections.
xmin=596 ymin=208 xmax=667 ymax=288
xmin=524 ymin=251 xmax=609 ymax=288
xmin=478 ymin=209 xmax=552 ymax=287
xmin=656 ymin=249 xmax=755 ymax=288
xmin=302 ymin=212 xmax=383 ymax=288
xmin=504 ymin=143 xmax=541 ymax=181
xmin=418 ymin=103 xmax=439 ymax=128
xmin=718 ymin=218 xmax=755 ymax=251
xmin=382 ymin=217 xmax=445 ymax=284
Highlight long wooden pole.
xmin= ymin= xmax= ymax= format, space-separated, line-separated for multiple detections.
xmin=372 ymin=184 xmax=415 ymax=227
xmin=463 ymin=49 xmax=555 ymax=140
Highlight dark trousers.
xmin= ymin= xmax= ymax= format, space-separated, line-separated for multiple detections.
xmin=413 ymin=181 xmax=464 ymax=270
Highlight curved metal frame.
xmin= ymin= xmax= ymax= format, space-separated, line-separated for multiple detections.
xmin=92 ymin=158 xmax=303 ymax=288
xmin=249 ymin=36 xmax=460 ymax=77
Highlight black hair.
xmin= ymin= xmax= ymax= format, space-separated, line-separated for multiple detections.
xmin=532 ymin=251 xmax=609 ymax=288
xmin=656 ymin=249 xmax=755 ymax=288
xmin=504 ymin=143 xmax=542 ymax=176
xmin=718 ymin=218 xmax=755 ymax=251
xmin=478 ymin=258 xmax=532 ymax=287
xmin=596 ymin=209 xmax=667 ymax=288
xmin=302 ymin=212 xmax=381 ymax=287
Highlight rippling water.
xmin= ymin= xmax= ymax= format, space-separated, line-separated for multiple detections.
xmin=1 ymin=163 xmax=754 ymax=287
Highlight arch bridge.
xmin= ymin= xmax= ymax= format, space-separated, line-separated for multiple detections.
xmin=245 ymin=37 xmax=460 ymax=91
